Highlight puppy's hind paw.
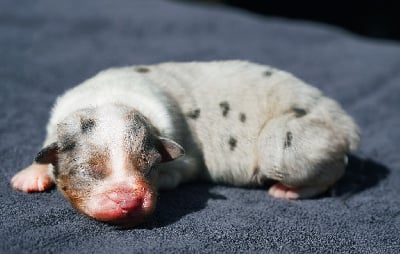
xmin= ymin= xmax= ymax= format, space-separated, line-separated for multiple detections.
xmin=268 ymin=183 xmax=300 ymax=200
xmin=268 ymin=182 xmax=329 ymax=200
xmin=11 ymin=163 xmax=54 ymax=193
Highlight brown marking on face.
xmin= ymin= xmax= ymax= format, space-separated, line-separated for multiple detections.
xmin=87 ymin=152 xmax=111 ymax=180
xmin=57 ymin=172 xmax=90 ymax=215
xmin=56 ymin=148 xmax=111 ymax=208
xmin=125 ymin=151 xmax=156 ymax=179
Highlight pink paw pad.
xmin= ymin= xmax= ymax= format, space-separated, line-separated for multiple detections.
xmin=11 ymin=164 xmax=54 ymax=193
xmin=268 ymin=182 xmax=300 ymax=200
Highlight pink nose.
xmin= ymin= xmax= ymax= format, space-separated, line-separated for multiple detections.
xmin=83 ymin=183 xmax=156 ymax=227
xmin=88 ymin=188 xmax=148 ymax=224
xmin=106 ymin=190 xmax=143 ymax=211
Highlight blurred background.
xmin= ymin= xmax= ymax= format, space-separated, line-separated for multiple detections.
xmin=184 ymin=0 xmax=400 ymax=41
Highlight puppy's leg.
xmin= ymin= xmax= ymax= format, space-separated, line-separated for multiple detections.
xmin=11 ymin=136 xmax=58 ymax=193
xmin=11 ymin=163 xmax=54 ymax=192
xmin=156 ymin=169 xmax=182 ymax=190
xmin=257 ymin=103 xmax=359 ymax=199
xmin=156 ymin=155 xmax=202 ymax=190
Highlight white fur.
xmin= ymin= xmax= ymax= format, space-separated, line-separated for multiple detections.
xmin=96 ymin=106 xmax=128 ymax=179
xmin=44 ymin=60 xmax=360 ymax=195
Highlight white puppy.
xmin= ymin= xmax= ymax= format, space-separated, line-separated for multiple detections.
xmin=11 ymin=61 xmax=360 ymax=227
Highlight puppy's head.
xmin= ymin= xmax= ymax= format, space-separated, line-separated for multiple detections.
xmin=35 ymin=104 xmax=184 ymax=227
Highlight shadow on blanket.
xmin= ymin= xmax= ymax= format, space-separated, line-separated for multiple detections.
xmin=133 ymin=155 xmax=389 ymax=229
xmin=330 ymin=155 xmax=389 ymax=199
xmin=144 ymin=183 xmax=226 ymax=229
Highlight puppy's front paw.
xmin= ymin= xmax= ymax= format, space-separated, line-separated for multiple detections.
xmin=11 ymin=164 xmax=54 ymax=192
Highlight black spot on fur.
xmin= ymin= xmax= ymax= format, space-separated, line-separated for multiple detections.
xmin=126 ymin=113 xmax=158 ymax=153
xmin=229 ymin=137 xmax=237 ymax=151
xmin=264 ymin=70 xmax=273 ymax=76
xmin=186 ymin=109 xmax=200 ymax=119
xmin=81 ymin=118 xmax=95 ymax=133
xmin=60 ymin=137 xmax=76 ymax=152
xmin=293 ymin=107 xmax=307 ymax=118
xmin=135 ymin=67 xmax=150 ymax=73
xmin=219 ymin=101 xmax=230 ymax=117
xmin=130 ymin=114 xmax=146 ymax=131
xmin=239 ymin=113 xmax=246 ymax=123
xmin=284 ymin=131 xmax=293 ymax=149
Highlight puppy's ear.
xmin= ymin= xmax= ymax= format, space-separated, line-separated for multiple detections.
xmin=34 ymin=142 xmax=59 ymax=165
xmin=157 ymin=137 xmax=185 ymax=163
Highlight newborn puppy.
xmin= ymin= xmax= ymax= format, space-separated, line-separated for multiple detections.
xmin=11 ymin=61 xmax=360 ymax=227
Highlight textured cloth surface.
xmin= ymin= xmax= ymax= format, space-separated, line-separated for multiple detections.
xmin=1 ymin=0 xmax=399 ymax=253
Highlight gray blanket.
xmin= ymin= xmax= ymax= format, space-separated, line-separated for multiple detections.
xmin=1 ymin=0 xmax=399 ymax=253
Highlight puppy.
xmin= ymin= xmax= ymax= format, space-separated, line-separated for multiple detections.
xmin=11 ymin=61 xmax=360 ymax=227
